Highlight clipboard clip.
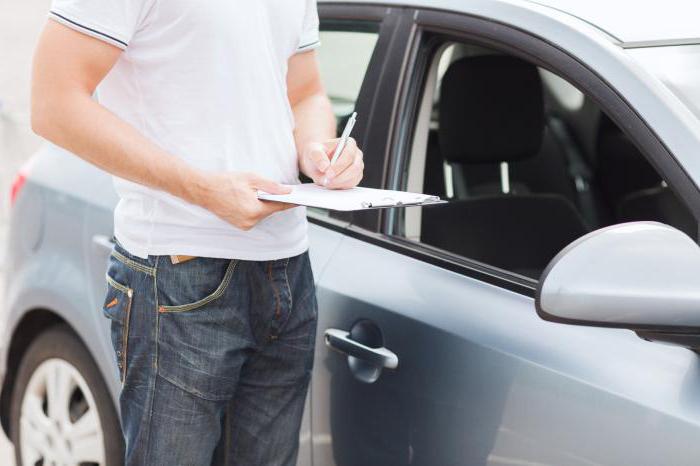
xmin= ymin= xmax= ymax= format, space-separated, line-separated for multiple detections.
xmin=361 ymin=195 xmax=441 ymax=209
xmin=361 ymin=196 xmax=399 ymax=208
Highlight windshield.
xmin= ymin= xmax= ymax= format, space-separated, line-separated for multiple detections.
xmin=627 ymin=44 xmax=700 ymax=121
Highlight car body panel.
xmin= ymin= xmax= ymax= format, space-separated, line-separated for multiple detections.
xmin=2 ymin=185 xmax=120 ymax=404
xmin=312 ymin=232 xmax=700 ymax=465
xmin=529 ymin=0 xmax=700 ymax=46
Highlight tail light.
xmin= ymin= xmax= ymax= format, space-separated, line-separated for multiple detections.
xmin=9 ymin=161 xmax=32 ymax=208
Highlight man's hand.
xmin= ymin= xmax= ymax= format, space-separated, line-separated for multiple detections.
xmin=194 ymin=172 xmax=295 ymax=231
xmin=300 ymin=138 xmax=364 ymax=189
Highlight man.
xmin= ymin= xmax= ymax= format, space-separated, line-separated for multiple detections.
xmin=31 ymin=0 xmax=364 ymax=464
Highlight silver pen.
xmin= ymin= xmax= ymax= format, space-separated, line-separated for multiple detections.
xmin=330 ymin=112 xmax=357 ymax=166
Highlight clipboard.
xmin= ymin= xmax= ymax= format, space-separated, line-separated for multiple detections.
xmin=257 ymin=183 xmax=446 ymax=211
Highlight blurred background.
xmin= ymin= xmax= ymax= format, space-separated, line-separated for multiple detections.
xmin=0 ymin=0 xmax=51 ymax=461
xmin=1 ymin=0 xmax=48 ymax=256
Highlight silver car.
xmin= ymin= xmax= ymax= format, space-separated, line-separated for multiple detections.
xmin=4 ymin=0 xmax=700 ymax=464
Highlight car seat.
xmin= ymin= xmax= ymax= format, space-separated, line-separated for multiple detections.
xmin=421 ymin=55 xmax=589 ymax=278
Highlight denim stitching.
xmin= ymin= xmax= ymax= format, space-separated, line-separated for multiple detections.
xmin=121 ymin=289 xmax=133 ymax=386
xmin=111 ymin=249 xmax=156 ymax=276
xmin=157 ymin=371 xmax=231 ymax=401
xmin=153 ymin=255 xmax=160 ymax=369
xmin=105 ymin=273 xmax=132 ymax=384
xmin=283 ymin=257 xmax=293 ymax=313
xmin=106 ymin=273 xmax=129 ymax=294
xmin=145 ymin=255 xmax=160 ymax=464
xmin=159 ymin=259 xmax=238 ymax=313
xmin=270 ymin=262 xmax=281 ymax=321
xmin=278 ymin=257 xmax=294 ymax=335
xmin=270 ymin=258 xmax=294 ymax=341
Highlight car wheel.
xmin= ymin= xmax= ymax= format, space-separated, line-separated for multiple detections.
xmin=9 ymin=324 xmax=124 ymax=466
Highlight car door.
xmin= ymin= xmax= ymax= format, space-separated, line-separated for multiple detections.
xmin=311 ymin=6 xmax=700 ymax=466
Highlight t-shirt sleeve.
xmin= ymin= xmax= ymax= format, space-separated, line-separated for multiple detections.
xmin=49 ymin=0 xmax=154 ymax=50
xmin=297 ymin=0 xmax=320 ymax=53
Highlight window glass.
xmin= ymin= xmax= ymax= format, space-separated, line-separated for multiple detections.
xmin=539 ymin=69 xmax=585 ymax=112
xmin=318 ymin=24 xmax=379 ymax=125
xmin=400 ymin=41 xmax=696 ymax=280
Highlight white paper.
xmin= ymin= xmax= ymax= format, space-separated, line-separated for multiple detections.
xmin=257 ymin=183 xmax=442 ymax=211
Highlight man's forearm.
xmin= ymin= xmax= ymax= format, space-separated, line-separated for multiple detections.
xmin=32 ymin=91 xmax=207 ymax=206
xmin=286 ymin=50 xmax=362 ymax=189
xmin=292 ymin=92 xmax=336 ymax=177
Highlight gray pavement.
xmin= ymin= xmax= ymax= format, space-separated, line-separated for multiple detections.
xmin=1 ymin=0 xmax=52 ymax=462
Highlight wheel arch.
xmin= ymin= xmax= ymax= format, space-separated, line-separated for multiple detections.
xmin=0 ymin=308 xmax=73 ymax=437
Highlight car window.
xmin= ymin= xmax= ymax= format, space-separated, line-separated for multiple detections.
xmin=539 ymin=69 xmax=585 ymax=112
xmin=398 ymin=40 xmax=697 ymax=280
xmin=318 ymin=23 xmax=379 ymax=127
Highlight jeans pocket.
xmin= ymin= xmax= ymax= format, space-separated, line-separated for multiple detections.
xmin=103 ymin=274 xmax=133 ymax=384
xmin=158 ymin=259 xmax=238 ymax=313
xmin=156 ymin=257 xmax=244 ymax=400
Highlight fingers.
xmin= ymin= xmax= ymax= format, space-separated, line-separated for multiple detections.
xmin=206 ymin=172 xmax=298 ymax=231
xmin=236 ymin=199 xmax=296 ymax=231
xmin=325 ymin=138 xmax=357 ymax=180
xmin=248 ymin=175 xmax=296 ymax=218
xmin=325 ymin=153 xmax=364 ymax=189
xmin=257 ymin=200 xmax=297 ymax=220
xmin=322 ymin=138 xmax=340 ymax=154
xmin=304 ymin=138 xmax=361 ymax=187
xmin=309 ymin=143 xmax=331 ymax=175
xmin=250 ymin=175 xmax=292 ymax=195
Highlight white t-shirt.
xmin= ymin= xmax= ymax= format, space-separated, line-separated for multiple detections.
xmin=49 ymin=0 xmax=320 ymax=260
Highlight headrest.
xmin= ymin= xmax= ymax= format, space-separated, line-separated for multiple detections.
xmin=438 ymin=55 xmax=545 ymax=164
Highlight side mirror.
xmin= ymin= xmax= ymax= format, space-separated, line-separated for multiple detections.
xmin=536 ymin=222 xmax=700 ymax=351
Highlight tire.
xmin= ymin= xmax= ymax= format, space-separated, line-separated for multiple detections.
xmin=9 ymin=324 xmax=124 ymax=466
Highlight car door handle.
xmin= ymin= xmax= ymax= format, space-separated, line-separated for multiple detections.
xmin=324 ymin=328 xmax=399 ymax=369
xmin=92 ymin=234 xmax=115 ymax=252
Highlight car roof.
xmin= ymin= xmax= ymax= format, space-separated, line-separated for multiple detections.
xmin=529 ymin=0 xmax=700 ymax=46
xmin=321 ymin=0 xmax=700 ymax=47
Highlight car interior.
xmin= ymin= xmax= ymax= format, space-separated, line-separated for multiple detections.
xmin=403 ymin=42 xmax=697 ymax=279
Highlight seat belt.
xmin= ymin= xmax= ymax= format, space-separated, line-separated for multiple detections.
xmin=547 ymin=116 xmax=599 ymax=229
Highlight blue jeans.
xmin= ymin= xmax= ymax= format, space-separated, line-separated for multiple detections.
xmin=102 ymin=241 xmax=318 ymax=465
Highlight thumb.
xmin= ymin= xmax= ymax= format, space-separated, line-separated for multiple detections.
xmin=308 ymin=143 xmax=331 ymax=173
xmin=251 ymin=176 xmax=292 ymax=195
xmin=260 ymin=200 xmax=297 ymax=215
